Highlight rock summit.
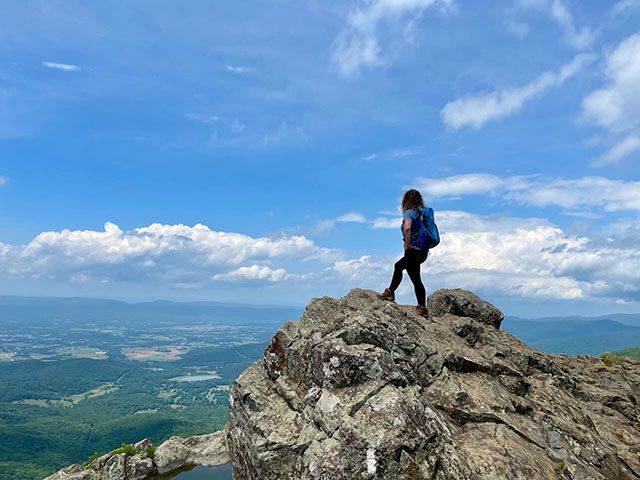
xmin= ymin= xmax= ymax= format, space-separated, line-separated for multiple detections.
xmin=227 ymin=288 xmax=640 ymax=479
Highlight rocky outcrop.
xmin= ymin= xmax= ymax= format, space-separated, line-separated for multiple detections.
xmin=44 ymin=431 xmax=228 ymax=480
xmin=227 ymin=288 xmax=640 ymax=480
xmin=154 ymin=431 xmax=230 ymax=474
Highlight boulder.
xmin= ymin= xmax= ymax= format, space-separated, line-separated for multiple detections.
xmin=428 ymin=288 xmax=504 ymax=328
xmin=227 ymin=288 xmax=640 ymax=480
xmin=154 ymin=430 xmax=230 ymax=474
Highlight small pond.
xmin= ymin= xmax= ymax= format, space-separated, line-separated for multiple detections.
xmin=170 ymin=374 xmax=222 ymax=382
xmin=155 ymin=464 xmax=232 ymax=479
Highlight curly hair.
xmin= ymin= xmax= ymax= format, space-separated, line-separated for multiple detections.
xmin=401 ymin=189 xmax=425 ymax=212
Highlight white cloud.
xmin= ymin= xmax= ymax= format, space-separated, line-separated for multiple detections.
xmin=372 ymin=217 xmax=400 ymax=229
xmin=416 ymin=173 xmax=640 ymax=212
xmin=0 ymin=176 xmax=7 ymax=186
xmin=592 ymin=135 xmax=640 ymax=166
xmin=547 ymin=0 xmax=594 ymax=49
xmin=0 ymin=222 xmax=336 ymax=286
xmin=332 ymin=211 xmax=640 ymax=303
xmin=4 ymin=217 xmax=640 ymax=305
xmin=417 ymin=173 xmax=515 ymax=197
xmin=516 ymin=0 xmax=594 ymax=49
xmin=611 ymin=0 xmax=640 ymax=16
xmin=582 ymin=34 xmax=640 ymax=132
xmin=441 ymin=53 xmax=594 ymax=129
xmin=327 ymin=255 xmax=380 ymax=284
xmin=582 ymin=33 xmax=640 ymax=165
xmin=227 ymin=65 xmax=252 ymax=74
xmin=309 ymin=219 xmax=336 ymax=236
xmin=213 ymin=264 xmax=292 ymax=282
xmin=42 ymin=61 xmax=80 ymax=72
xmin=332 ymin=0 xmax=455 ymax=77
xmin=336 ymin=212 xmax=367 ymax=223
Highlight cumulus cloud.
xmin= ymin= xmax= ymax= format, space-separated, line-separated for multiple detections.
xmin=334 ymin=211 xmax=640 ymax=302
xmin=441 ymin=53 xmax=594 ymax=130
xmin=516 ymin=0 xmax=594 ymax=49
xmin=213 ymin=265 xmax=293 ymax=282
xmin=332 ymin=0 xmax=455 ymax=77
xmin=42 ymin=61 xmax=80 ymax=71
xmin=4 ymin=217 xmax=640 ymax=305
xmin=582 ymin=33 xmax=640 ymax=165
xmin=415 ymin=173 xmax=640 ymax=212
xmin=0 ymin=222 xmax=335 ymax=286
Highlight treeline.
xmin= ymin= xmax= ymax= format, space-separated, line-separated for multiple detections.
xmin=0 ymin=359 xmax=128 ymax=402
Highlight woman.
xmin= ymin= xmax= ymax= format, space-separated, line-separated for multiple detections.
xmin=377 ymin=189 xmax=430 ymax=317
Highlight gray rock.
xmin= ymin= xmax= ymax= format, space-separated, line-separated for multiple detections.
xmin=124 ymin=457 xmax=155 ymax=480
xmin=44 ymin=464 xmax=96 ymax=480
xmin=155 ymin=430 xmax=230 ymax=474
xmin=103 ymin=453 xmax=127 ymax=480
xmin=45 ymin=431 xmax=228 ymax=480
xmin=227 ymin=288 xmax=640 ymax=480
xmin=133 ymin=438 xmax=153 ymax=452
xmin=429 ymin=288 xmax=504 ymax=328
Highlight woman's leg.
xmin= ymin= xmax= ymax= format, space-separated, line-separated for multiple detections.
xmin=406 ymin=250 xmax=428 ymax=306
xmin=388 ymin=256 xmax=407 ymax=292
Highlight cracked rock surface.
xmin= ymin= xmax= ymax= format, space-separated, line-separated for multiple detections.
xmin=227 ymin=288 xmax=640 ymax=480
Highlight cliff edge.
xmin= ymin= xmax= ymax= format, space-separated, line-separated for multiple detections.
xmin=227 ymin=288 xmax=640 ymax=479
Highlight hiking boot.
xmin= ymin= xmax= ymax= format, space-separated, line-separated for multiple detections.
xmin=377 ymin=288 xmax=395 ymax=302
xmin=416 ymin=305 xmax=429 ymax=318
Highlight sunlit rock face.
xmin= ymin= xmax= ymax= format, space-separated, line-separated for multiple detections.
xmin=227 ymin=288 xmax=640 ymax=480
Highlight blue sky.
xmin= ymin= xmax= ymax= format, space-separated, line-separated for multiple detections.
xmin=1 ymin=0 xmax=640 ymax=315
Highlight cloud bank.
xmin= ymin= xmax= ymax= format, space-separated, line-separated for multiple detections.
xmin=0 ymin=222 xmax=334 ymax=287
xmin=3 ymin=216 xmax=640 ymax=306
xmin=345 ymin=210 xmax=640 ymax=303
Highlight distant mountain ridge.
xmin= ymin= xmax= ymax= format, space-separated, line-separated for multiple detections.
xmin=503 ymin=317 xmax=640 ymax=355
xmin=3 ymin=294 xmax=640 ymax=354
xmin=0 ymin=295 xmax=303 ymax=328
xmin=507 ymin=312 xmax=640 ymax=327
xmin=0 ymin=294 xmax=299 ymax=310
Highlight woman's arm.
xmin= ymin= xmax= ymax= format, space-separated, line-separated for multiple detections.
xmin=403 ymin=219 xmax=412 ymax=251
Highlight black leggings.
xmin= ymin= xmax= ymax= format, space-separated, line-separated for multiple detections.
xmin=389 ymin=248 xmax=428 ymax=306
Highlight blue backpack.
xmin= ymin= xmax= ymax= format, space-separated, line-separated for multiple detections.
xmin=414 ymin=207 xmax=440 ymax=250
